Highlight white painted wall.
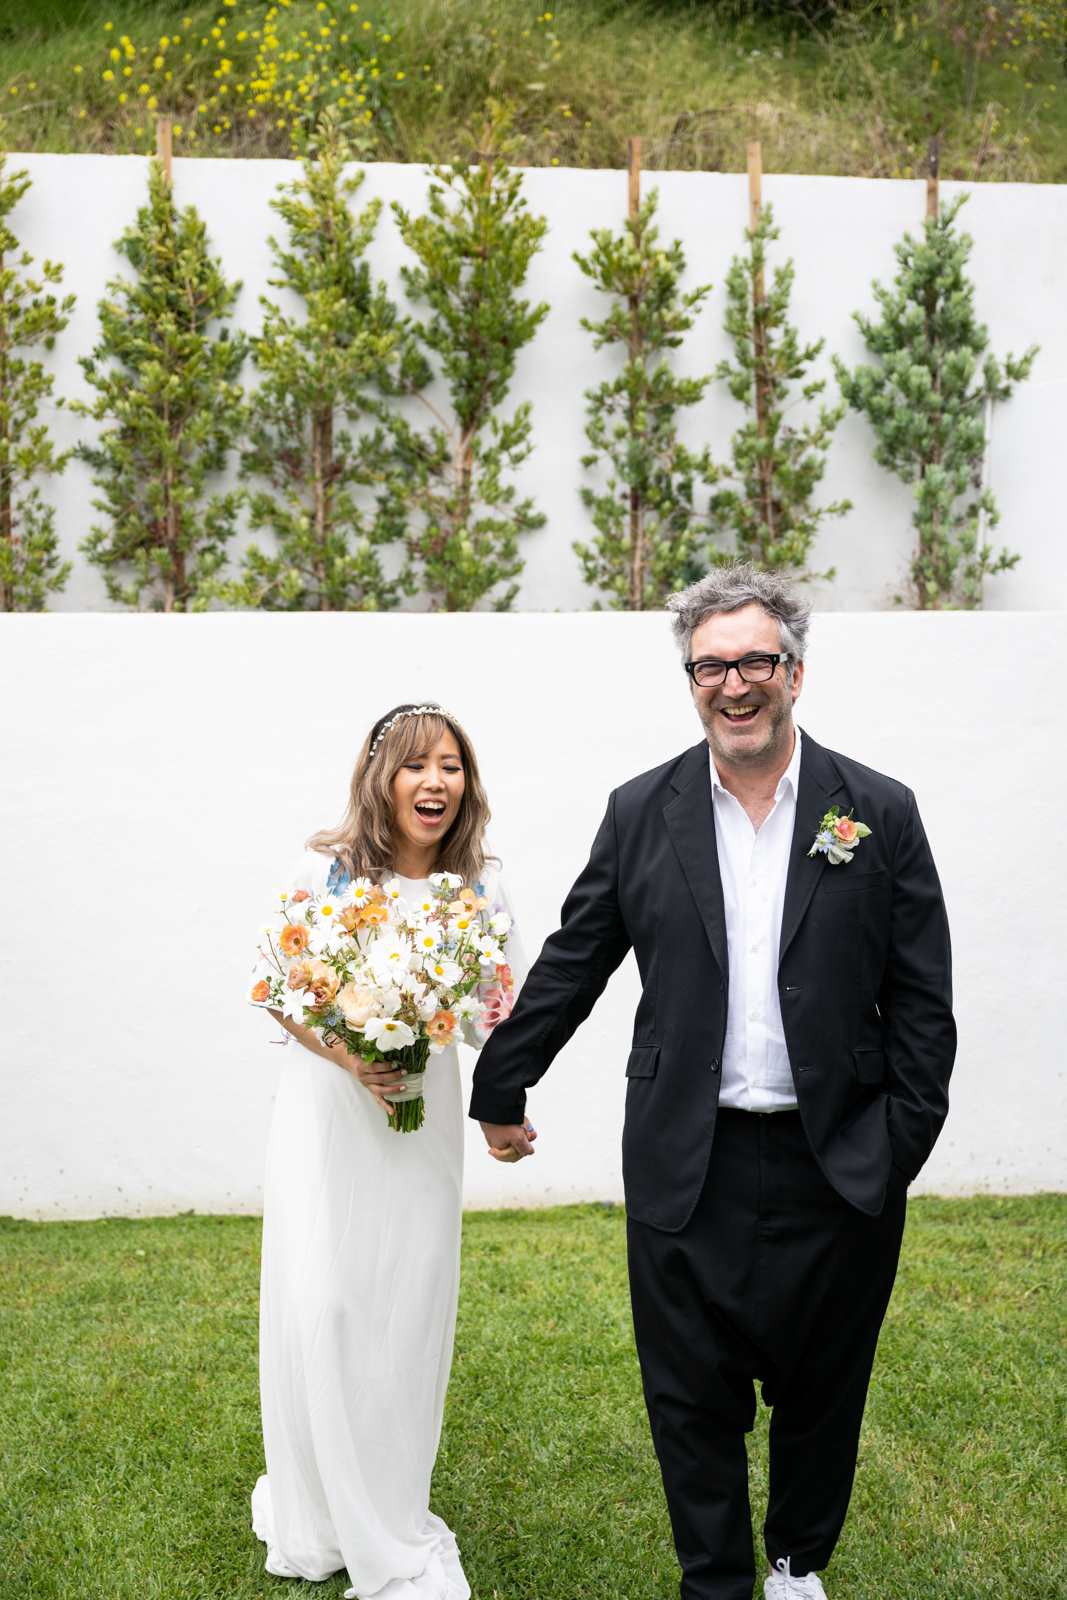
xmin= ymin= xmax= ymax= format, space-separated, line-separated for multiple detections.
xmin=1 ymin=611 xmax=1063 ymax=1220
xmin=10 ymin=153 xmax=1067 ymax=616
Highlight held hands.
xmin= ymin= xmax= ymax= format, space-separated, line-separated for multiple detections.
xmin=480 ymin=1120 xmax=537 ymax=1163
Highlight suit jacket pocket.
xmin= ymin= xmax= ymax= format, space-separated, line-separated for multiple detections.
xmin=853 ymin=1046 xmax=887 ymax=1084
xmin=822 ymin=868 xmax=886 ymax=895
xmin=626 ymin=1046 xmax=660 ymax=1079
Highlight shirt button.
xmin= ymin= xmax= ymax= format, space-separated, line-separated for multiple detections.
xmin=750 ymin=1010 xmax=760 ymax=1020
xmin=753 ymin=1078 xmax=761 ymax=1087
xmin=751 ymin=943 xmax=760 ymax=952
xmin=750 ymin=879 xmax=758 ymax=887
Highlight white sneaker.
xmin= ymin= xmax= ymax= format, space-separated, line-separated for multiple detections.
xmin=764 ymin=1556 xmax=828 ymax=1599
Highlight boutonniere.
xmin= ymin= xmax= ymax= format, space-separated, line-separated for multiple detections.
xmin=808 ymin=806 xmax=872 ymax=866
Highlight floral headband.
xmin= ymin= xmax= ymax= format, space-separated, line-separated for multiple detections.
xmin=367 ymin=704 xmax=462 ymax=759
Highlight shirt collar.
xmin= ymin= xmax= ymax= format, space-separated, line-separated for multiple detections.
xmin=710 ymin=726 xmax=803 ymax=801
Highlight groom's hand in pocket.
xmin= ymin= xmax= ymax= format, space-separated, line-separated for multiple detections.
xmin=480 ymin=1121 xmax=537 ymax=1163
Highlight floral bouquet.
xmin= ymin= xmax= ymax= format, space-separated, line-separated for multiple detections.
xmin=250 ymin=872 xmax=514 ymax=1131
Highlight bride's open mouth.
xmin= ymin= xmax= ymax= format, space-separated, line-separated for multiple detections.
xmin=413 ymin=799 xmax=447 ymax=827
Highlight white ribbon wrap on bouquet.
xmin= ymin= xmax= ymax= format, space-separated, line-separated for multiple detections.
xmin=386 ymin=1071 xmax=426 ymax=1101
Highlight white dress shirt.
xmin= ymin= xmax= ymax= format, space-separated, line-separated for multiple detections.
xmin=711 ymin=731 xmax=803 ymax=1113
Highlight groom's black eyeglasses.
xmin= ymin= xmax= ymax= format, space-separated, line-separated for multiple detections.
xmin=684 ymin=653 xmax=789 ymax=688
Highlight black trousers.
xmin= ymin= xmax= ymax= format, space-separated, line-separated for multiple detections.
xmin=627 ymin=1107 xmax=907 ymax=1600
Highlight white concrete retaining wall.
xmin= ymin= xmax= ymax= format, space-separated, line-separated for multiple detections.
xmin=1 ymin=611 xmax=1063 ymax=1219
xmin=11 ymin=153 xmax=1067 ymax=615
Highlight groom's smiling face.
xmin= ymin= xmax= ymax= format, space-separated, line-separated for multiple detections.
xmin=688 ymin=603 xmax=803 ymax=769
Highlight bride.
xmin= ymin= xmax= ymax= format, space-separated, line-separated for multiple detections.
xmin=247 ymin=703 xmax=529 ymax=1600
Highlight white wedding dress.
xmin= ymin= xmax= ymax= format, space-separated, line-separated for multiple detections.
xmin=249 ymin=853 xmax=526 ymax=1600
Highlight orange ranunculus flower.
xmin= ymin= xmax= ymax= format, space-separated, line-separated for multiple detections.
xmin=279 ymin=922 xmax=310 ymax=957
xmin=250 ymin=979 xmax=271 ymax=1003
xmin=494 ymin=962 xmax=513 ymax=993
xmin=427 ymin=1009 xmax=456 ymax=1043
xmin=337 ymin=888 xmax=390 ymax=935
xmin=290 ymin=889 xmax=310 ymax=902
xmin=286 ymin=961 xmax=311 ymax=992
xmin=306 ymin=960 xmax=339 ymax=1007
xmin=833 ymin=816 xmax=858 ymax=845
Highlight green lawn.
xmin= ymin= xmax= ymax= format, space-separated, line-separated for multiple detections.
xmin=0 ymin=1198 xmax=1064 ymax=1598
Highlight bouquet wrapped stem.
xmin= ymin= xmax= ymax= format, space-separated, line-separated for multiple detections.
xmin=384 ymin=1037 xmax=431 ymax=1132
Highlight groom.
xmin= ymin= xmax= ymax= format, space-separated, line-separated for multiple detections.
xmin=469 ymin=564 xmax=955 ymax=1600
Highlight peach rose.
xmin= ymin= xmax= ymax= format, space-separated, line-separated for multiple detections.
xmin=306 ymin=960 xmax=338 ymax=1007
xmin=833 ymin=816 xmax=858 ymax=845
xmin=279 ymin=922 xmax=310 ymax=957
xmin=427 ymin=1009 xmax=456 ymax=1044
xmin=286 ymin=961 xmax=311 ymax=992
xmin=337 ymin=983 xmax=378 ymax=1028
xmin=291 ymin=890 xmax=310 ymax=903
xmin=250 ymin=979 xmax=271 ymax=1004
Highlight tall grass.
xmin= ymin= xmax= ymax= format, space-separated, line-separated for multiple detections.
xmin=2 ymin=0 xmax=1066 ymax=181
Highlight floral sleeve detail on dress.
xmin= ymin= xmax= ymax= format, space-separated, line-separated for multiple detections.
xmin=326 ymin=857 xmax=351 ymax=897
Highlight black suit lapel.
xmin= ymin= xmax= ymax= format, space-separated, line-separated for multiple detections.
xmin=779 ymin=731 xmax=845 ymax=961
xmin=663 ymin=743 xmax=729 ymax=984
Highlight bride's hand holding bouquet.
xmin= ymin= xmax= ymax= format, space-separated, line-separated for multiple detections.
xmin=251 ymin=874 xmax=514 ymax=1131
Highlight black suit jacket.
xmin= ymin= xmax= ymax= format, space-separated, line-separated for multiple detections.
xmin=470 ymin=732 xmax=956 ymax=1230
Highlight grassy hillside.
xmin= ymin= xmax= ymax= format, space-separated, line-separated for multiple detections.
xmin=2 ymin=0 xmax=1066 ymax=181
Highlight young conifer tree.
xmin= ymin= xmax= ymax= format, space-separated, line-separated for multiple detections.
xmin=219 ymin=112 xmax=418 ymax=611
xmin=0 ymin=143 xmax=75 ymax=612
xmin=572 ymin=189 xmax=716 ymax=611
xmin=709 ymin=203 xmax=849 ymax=578
xmin=73 ymin=161 xmax=245 ymax=612
xmin=834 ymin=194 xmax=1036 ymax=609
xmin=387 ymin=101 xmax=549 ymax=612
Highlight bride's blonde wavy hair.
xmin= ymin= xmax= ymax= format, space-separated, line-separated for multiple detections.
xmin=308 ymin=704 xmax=494 ymax=886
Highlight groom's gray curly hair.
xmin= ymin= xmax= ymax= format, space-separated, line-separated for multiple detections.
xmin=666 ymin=562 xmax=812 ymax=673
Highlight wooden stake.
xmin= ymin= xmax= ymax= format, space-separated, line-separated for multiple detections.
xmin=627 ymin=136 xmax=641 ymax=223
xmin=747 ymin=139 xmax=774 ymax=542
xmin=747 ymin=140 xmax=763 ymax=234
xmin=747 ymin=140 xmax=765 ymax=309
xmin=625 ymin=135 xmax=643 ymax=609
xmin=156 ymin=116 xmax=173 ymax=186
xmin=926 ymin=135 xmax=940 ymax=219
